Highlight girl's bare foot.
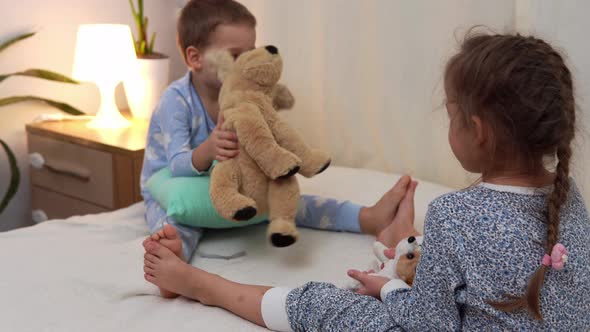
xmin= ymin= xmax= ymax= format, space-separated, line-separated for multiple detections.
xmin=359 ymin=175 xmax=411 ymax=236
xmin=143 ymin=224 xmax=184 ymax=260
xmin=142 ymin=224 xmax=184 ymax=298
xmin=143 ymin=241 xmax=215 ymax=305
xmin=377 ymin=181 xmax=421 ymax=247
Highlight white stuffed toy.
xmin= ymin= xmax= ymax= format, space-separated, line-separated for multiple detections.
xmin=349 ymin=236 xmax=424 ymax=290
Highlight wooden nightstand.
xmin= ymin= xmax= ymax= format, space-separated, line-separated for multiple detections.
xmin=25 ymin=116 xmax=148 ymax=221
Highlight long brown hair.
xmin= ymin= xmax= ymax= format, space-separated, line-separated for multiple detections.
xmin=444 ymin=29 xmax=576 ymax=320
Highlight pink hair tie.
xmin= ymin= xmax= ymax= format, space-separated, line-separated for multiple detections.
xmin=541 ymin=243 xmax=569 ymax=270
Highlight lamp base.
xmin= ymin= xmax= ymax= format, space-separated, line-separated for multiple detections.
xmin=86 ymin=111 xmax=130 ymax=129
xmin=87 ymin=80 xmax=131 ymax=129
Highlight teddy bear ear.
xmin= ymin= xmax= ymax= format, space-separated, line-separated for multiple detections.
xmin=204 ymin=49 xmax=234 ymax=83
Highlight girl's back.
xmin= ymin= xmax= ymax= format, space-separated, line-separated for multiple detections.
xmin=432 ymin=181 xmax=590 ymax=330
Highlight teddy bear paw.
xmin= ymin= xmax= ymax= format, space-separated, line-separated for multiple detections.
xmin=278 ymin=166 xmax=300 ymax=179
xmin=270 ymin=233 xmax=297 ymax=248
xmin=298 ymin=150 xmax=331 ymax=178
xmin=233 ymin=206 xmax=258 ymax=221
xmin=264 ymin=149 xmax=301 ymax=180
xmin=316 ymin=160 xmax=331 ymax=175
xmin=267 ymin=218 xmax=299 ymax=247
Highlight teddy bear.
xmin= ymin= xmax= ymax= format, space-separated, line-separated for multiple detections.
xmin=206 ymin=45 xmax=331 ymax=248
xmin=349 ymin=236 xmax=423 ymax=290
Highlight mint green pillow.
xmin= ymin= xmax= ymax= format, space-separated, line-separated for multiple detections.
xmin=146 ymin=167 xmax=268 ymax=228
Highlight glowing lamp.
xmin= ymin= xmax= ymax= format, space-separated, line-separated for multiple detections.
xmin=72 ymin=24 xmax=137 ymax=128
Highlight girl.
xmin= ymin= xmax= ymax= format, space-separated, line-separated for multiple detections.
xmin=142 ymin=30 xmax=590 ymax=331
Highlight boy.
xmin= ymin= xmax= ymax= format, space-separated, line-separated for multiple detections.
xmin=141 ymin=0 xmax=410 ymax=298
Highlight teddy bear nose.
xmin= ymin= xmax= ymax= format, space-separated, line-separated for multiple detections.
xmin=265 ymin=45 xmax=279 ymax=55
xmin=408 ymin=236 xmax=416 ymax=243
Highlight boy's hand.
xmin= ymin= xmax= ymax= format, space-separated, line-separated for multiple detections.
xmin=211 ymin=113 xmax=239 ymax=161
xmin=347 ymin=269 xmax=390 ymax=300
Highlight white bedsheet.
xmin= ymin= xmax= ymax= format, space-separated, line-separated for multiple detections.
xmin=0 ymin=167 xmax=452 ymax=332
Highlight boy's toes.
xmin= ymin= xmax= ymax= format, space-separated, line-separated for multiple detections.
xmin=162 ymin=224 xmax=179 ymax=240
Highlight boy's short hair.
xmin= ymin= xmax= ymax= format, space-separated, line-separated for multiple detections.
xmin=177 ymin=0 xmax=256 ymax=55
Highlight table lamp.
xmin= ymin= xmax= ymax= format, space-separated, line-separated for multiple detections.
xmin=72 ymin=24 xmax=137 ymax=129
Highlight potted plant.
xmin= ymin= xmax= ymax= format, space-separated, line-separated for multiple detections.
xmin=0 ymin=32 xmax=83 ymax=215
xmin=124 ymin=0 xmax=170 ymax=120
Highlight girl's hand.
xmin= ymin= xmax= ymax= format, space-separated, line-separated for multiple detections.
xmin=211 ymin=113 xmax=239 ymax=161
xmin=347 ymin=269 xmax=391 ymax=299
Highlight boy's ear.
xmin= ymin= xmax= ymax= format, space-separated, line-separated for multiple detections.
xmin=204 ymin=49 xmax=235 ymax=83
xmin=186 ymin=46 xmax=204 ymax=70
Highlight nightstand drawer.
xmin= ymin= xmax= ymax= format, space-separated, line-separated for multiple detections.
xmin=28 ymin=133 xmax=115 ymax=208
xmin=32 ymin=186 xmax=108 ymax=220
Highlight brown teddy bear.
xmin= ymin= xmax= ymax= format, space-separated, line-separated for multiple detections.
xmin=207 ymin=45 xmax=331 ymax=247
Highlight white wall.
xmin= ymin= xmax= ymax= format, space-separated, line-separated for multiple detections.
xmin=0 ymin=0 xmax=183 ymax=230
xmin=516 ymin=0 xmax=590 ymax=208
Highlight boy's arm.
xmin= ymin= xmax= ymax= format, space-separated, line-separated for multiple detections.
xmin=191 ymin=139 xmax=215 ymax=173
xmin=159 ymin=91 xmax=238 ymax=175
xmin=159 ymin=90 xmax=212 ymax=176
xmin=192 ymin=113 xmax=240 ymax=171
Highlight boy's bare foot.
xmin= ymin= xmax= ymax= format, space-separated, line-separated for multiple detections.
xmin=377 ymin=181 xmax=421 ymax=248
xmin=143 ymin=241 xmax=215 ymax=305
xmin=142 ymin=224 xmax=183 ymax=298
xmin=359 ymin=175 xmax=411 ymax=236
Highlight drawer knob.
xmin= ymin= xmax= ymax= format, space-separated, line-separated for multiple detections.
xmin=29 ymin=152 xmax=45 ymax=169
xmin=32 ymin=209 xmax=48 ymax=223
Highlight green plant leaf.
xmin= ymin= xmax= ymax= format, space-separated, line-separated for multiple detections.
xmin=0 ymin=32 xmax=35 ymax=53
xmin=129 ymin=0 xmax=137 ymax=17
xmin=139 ymin=40 xmax=146 ymax=55
xmin=138 ymin=0 xmax=144 ymax=20
xmin=148 ymin=32 xmax=156 ymax=54
xmin=0 ymin=139 xmax=20 ymax=215
xmin=0 ymin=96 xmax=85 ymax=115
xmin=0 ymin=69 xmax=79 ymax=84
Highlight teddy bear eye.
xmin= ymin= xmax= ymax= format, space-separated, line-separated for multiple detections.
xmin=406 ymin=253 xmax=415 ymax=259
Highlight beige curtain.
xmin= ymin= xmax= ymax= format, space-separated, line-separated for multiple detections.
xmin=239 ymin=0 xmax=515 ymax=189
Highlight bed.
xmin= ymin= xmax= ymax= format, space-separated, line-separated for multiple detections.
xmin=0 ymin=166 xmax=453 ymax=332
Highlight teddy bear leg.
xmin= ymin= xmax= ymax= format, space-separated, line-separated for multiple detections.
xmin=266 ymin=177 xmax=300 ymax=247
xmin=231 ymin=109 xmax=302 ymax=180
xmin=268 ymin=120 xmax=331 ymax=178
xmin=297 ymin=149 xmax=331 ymax=178
xmin=210 ymin=160 xmax=258 ymax=221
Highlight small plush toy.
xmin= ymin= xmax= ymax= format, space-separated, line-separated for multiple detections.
xmin=207 ymin=45 xmax=331 ymax=248
xmin=350 ymin=236 xmax=423 ymax=290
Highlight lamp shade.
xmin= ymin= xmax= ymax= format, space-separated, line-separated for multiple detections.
xmin=72 ymin=24 xmax=137 ymax=83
